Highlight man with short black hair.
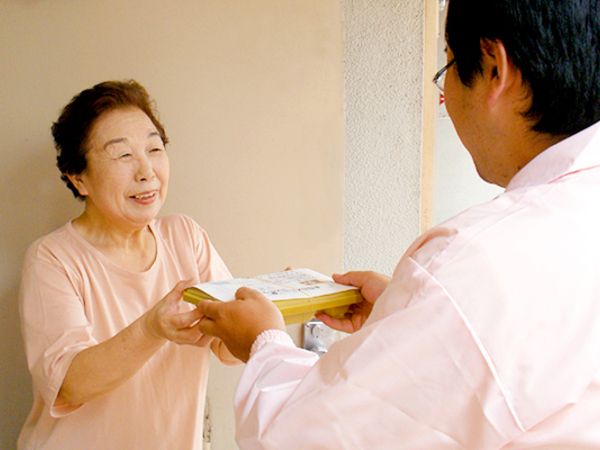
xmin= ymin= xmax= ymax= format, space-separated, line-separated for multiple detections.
xmin=198 ymin=0 xmax=600 ymax=447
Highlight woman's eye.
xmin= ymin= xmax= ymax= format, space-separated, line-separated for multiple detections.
xmin=150 ymin=147 xmax=164 ymax=153
xmin=119 ymin=153 xmax=132 ymax=159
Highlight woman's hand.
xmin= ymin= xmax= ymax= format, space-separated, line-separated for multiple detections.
xmin=144 ymin=280 xmax=210 ymax=346
xmin=197 ymin=287 xmax=285 ymax=362
xmin=316 ymin=271 xmax=390 ymax=333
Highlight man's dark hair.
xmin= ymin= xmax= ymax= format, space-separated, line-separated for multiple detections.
xmin=52 ymin=80 xmax=169 ymax=199
xmin=446 ymin=0 xmax=600 ymax=136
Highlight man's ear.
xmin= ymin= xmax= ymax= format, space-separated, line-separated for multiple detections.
xmin=66 ymin=173 xmax=88 ymax=197
xmin=480 ymin=38 xmax=521 ymax=107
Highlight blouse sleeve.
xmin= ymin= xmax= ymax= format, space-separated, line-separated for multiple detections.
xmin=188 ymin=217 xmax=240 ymax=364
xmin=19 ymin=243 xmax=97 ymax=418
xmin=191 ymin=221 xmax=232 ymax=283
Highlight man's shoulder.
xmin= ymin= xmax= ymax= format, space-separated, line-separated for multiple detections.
xmin=407 ymin=194 xmax=515 ymax=270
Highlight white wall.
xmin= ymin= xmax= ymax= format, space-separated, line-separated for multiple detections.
xmin=342 ymin=0 xmax=425 ymax=275
xmin=433 ymin=115 xmax=502 ymax=224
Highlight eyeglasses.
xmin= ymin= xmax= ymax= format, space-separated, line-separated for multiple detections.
xmin=432 ymin=58 xmax=455 ymax=93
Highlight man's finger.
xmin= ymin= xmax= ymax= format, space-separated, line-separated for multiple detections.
xmin=196 ymin=299 xmax=222 ymax=319
xmin=316 ymin=312 xmax=354 ymax=334
xmin=235 ymin=286 xmax=263 ymax=300
xmin=197 ymin=316 xmax=219 ymax=337
xmin=332 ymin=271 xmax=370 ymax=288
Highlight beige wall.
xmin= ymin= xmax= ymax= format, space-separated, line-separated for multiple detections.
xmin=0 ymin=1 xmax=344 ymax=448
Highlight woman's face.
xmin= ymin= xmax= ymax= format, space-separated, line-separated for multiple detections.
xmin=69 ymin=107 xmax=169 ymax=230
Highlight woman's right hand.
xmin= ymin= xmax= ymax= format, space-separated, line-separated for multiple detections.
xmin=316 ymin=271 xmax=390 ymax=334
xmin=59 ymin=280 xmax=207 ymax=407
xmin=144 ymin=280 xmax=209 ymax=346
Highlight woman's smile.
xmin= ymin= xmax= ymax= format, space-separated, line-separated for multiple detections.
xmin=130 ymin=189 xmax=160 ymax=204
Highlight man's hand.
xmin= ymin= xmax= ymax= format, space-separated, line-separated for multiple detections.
xmin=197 ymin=287 xmax=285 ymax=362
xmin=316 ymin=271 xmax=390 ymax=333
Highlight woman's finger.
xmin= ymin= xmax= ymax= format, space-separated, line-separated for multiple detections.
xmin=170 ymin=308 xmax=202 ymax=329
xmin=195 ymin=334 xmax=214 ymax=348
xmin=170 ymin=326 xmax=203 ymax=345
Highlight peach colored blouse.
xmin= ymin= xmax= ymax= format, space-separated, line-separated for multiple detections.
xmin=19 ymin=214 xmax=233 ymax=450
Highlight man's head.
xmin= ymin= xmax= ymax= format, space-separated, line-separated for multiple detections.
xmin=446 ymin=0 xmax=600 ymax=137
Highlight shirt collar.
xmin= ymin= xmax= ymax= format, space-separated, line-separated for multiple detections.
xmin=506 ymin=120 xmax=600 ymax=191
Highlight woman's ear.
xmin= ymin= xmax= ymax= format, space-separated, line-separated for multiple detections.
xmin=66 ymin=173 xmax=89 ymax=197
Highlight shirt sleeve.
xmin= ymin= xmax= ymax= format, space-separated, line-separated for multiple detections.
xmin=233 ymin=257 xmax=523 ymax=449
xmin=19 ymin=244 xmax=97 ymax=418
xmin=188 ymin=218 xmax=239 ymax=364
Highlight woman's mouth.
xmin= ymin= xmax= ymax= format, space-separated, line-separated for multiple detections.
xmin=130 ymin=191 xmax=158 ymax=204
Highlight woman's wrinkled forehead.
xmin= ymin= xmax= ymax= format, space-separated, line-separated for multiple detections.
xmin=85 ymin=107 xmax=159 ymax=152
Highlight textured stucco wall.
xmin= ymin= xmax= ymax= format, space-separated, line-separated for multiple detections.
xmin=343 ymin=0 xmax=424 ymax=275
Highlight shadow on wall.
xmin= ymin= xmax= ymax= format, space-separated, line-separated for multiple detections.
xmin=0 ymin=141 xmax=80 ymax=448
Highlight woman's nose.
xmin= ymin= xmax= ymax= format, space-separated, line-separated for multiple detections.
xmin=135 ymin=155 xmax=154 ymax=182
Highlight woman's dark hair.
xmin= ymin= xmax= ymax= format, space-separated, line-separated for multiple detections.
xmin=52 ymin=80 xmax=169 ymax=199
xmin=446 ymin=0 xmax=600 ymax=136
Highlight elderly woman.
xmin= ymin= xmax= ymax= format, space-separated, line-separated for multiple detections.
xmin=18 ymin=80 xmax=235 ymax=449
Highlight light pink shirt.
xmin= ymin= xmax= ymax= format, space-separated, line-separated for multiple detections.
xmin=235 ymin=121 xmax=600 ymax=449
xmin=18 ymin=214 xmax=233 ymax=450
